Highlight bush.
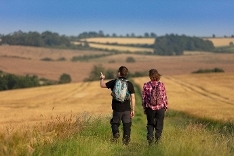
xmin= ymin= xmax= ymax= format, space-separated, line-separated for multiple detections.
xmin=41 ymin=57 xmax=53 ymax=61
xmin=192 ymin=68 xmax=224 ymax=74
xmin=59 ymin=73 xmax=72 ymax=84
xmin=126 ymin=57 xmax=136 ymax=63
xmin=83 ymin=65 xmax=106 ymax=81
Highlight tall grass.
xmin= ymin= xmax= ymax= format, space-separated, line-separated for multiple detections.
xmin=1 ymin=84 xmax=233 ymax=156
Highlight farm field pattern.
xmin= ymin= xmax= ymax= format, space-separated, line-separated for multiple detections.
xmin=0 ymin=81 xmax=112 ymax=130
xmin=1 ymin=73 xmax=234 ymax=131
xmin=1 ymin=45 xmax=234 ymax=83
xmin=134 ymin=73 xmax=234 ymax=122
xmin=1 ymin=37 xmax=234 ymax=129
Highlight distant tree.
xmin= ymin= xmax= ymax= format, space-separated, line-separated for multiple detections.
xmin=84 ymin=65 xmax=105 ymax=81
xmin=105 ymin=69 xmax=115 ymax=79
xmin=144 ymin=32 xmax=149 ymax=37
xmin=99 ymin=30 xmax=104 ymax=37
xmin=112 ymin=33 xmax=117 ymax=37
xmin=150 ymin=32 xmax=157 ymax=38
xmin=59 ymin=73 xmax=71 ymax=84
xmin=131 ymin=33 xmax=135 ymax=37
xmin=1 ymin=30 xmax=70 ymax=47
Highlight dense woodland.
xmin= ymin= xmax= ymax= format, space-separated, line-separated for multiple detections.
xmin=154 ymin=34 xmax=214 ymax=55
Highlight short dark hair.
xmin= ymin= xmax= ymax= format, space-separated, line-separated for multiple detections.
xmin=118 ymin=66 xmax=128 ymax=77
xmin=149 ymin=69 xmax=161 ymax=81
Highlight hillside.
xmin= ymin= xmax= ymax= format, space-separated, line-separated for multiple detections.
xmin=1 ymin=73 xmax=234 ymax=131
xmin=134 ymin=73 xmax=234 ymax=122
xmin=1 ymin=45 xmax=234 ymax=83
xmin=0 ymin=81 xmax=112 ymax=130
xmin=0 ymin=72 xmax=234 ymax=155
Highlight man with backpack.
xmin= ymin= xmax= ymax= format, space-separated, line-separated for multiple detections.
xmin=100 ymin=66 xmax=135 ymax=145
xmin=142 ymin=69 xmax=168 ymax=145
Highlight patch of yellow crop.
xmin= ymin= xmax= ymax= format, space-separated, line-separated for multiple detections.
xmin=0 ymin=81 xmax=112 ymax=129
xmin=204 ymin=38 xmax=234 ymax=47
xmin=134 ymin=73 xmax=234 ymax=122
xmin=88 ymin=43 xmax=154 ymax=53
xmin=80 ymin=37 xmax=155 ymax=45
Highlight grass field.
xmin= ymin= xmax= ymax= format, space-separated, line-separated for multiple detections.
xmin=0 ymin=73 xmax=233 ymax=155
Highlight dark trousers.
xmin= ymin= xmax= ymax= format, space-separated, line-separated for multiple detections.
xmin=146 ymin=108 xmax=165 ymax=140
xmin=110 ymin=110 xmax=132 ymax=138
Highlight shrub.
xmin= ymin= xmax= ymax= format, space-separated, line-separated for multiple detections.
xmin=83 ymin=65 xmax=106 ymax=81
xmin=59 ymin=73 xmax=72 ymax=84
xmin=192 ymin=68 xmax=224 ymax=74
xmin=41 ymin=57 xmax=53 ymax=61
xmin=126 ymin=57 xmax=135 ymax=63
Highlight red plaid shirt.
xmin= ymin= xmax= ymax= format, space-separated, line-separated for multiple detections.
xmin=142 ymin=80 xmax=168 ymax=111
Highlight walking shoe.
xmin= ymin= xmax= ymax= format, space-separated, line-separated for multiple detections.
xmin=147 ymin=137 xmax=154 ymax=146
xmin=110 ymin=132 xmax=120 ymax=143
xmin=114 ymin=132 xmax=120 ymax=139
xmin=122 ymin=135 xmax=130 ymax=145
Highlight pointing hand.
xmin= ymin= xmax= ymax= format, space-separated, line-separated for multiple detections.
xmin=100 ymin=72 xmax=105 ymax=79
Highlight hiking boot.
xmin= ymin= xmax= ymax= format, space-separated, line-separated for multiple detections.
xmin=122 ymin=135 xmax=130 ymax=145
xmin=110 ymin=132 xmax=120 ymax=143
xmin=114 ymin=132 xmax=120 ymax=139
xmin=147 ymin=137 xmax=154 ymax=146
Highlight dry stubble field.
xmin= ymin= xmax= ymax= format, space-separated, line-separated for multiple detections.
xmin=1 ymin=72 xmax=233 ymax=132
xmin=134 ymin=73 xmax=234 ymax=122
xmin=1 ymin=45 xmax=234 ymax=82
xmin=0 ymin=81 xmax=112 ymax=131
xmin=0 ymin=45 xmax=234 ymax=130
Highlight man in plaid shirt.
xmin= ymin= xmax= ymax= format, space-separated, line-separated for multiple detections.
xmin=142 ymin=69 xmax=168 ymax=145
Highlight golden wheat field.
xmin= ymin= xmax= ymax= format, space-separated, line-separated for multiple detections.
xmin=0 ymin=81 xmax=112 ymax=130
xmin=1 ymin=73 xmax=234 ymax=132
xmin=78 ymin=37 xmax=234 ymax=51
xmin=134 ymin=73 xmax=234 ymax=122
xmin=88 ymin=43 xmax=154 ymax=53
xmin=204 ymin=37 xmax=234 ymax=47
xmin=80 ymin=37 xmax=155 ymax=45
xmin=0 ymin=45 xmax=108 ymax=61
xmin=75 ymin=37 xmax=155 ymax=53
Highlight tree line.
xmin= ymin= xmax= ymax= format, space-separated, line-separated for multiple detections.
xmin=154 ymin=34 xmax=215 ymax=55
xmin=0 ymin=71 xmax=71 ymax=91
xmin=1 ymin=30 xmax=73 ymax=48
xmin=1 ymin=31 xmax=215 ymax=55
